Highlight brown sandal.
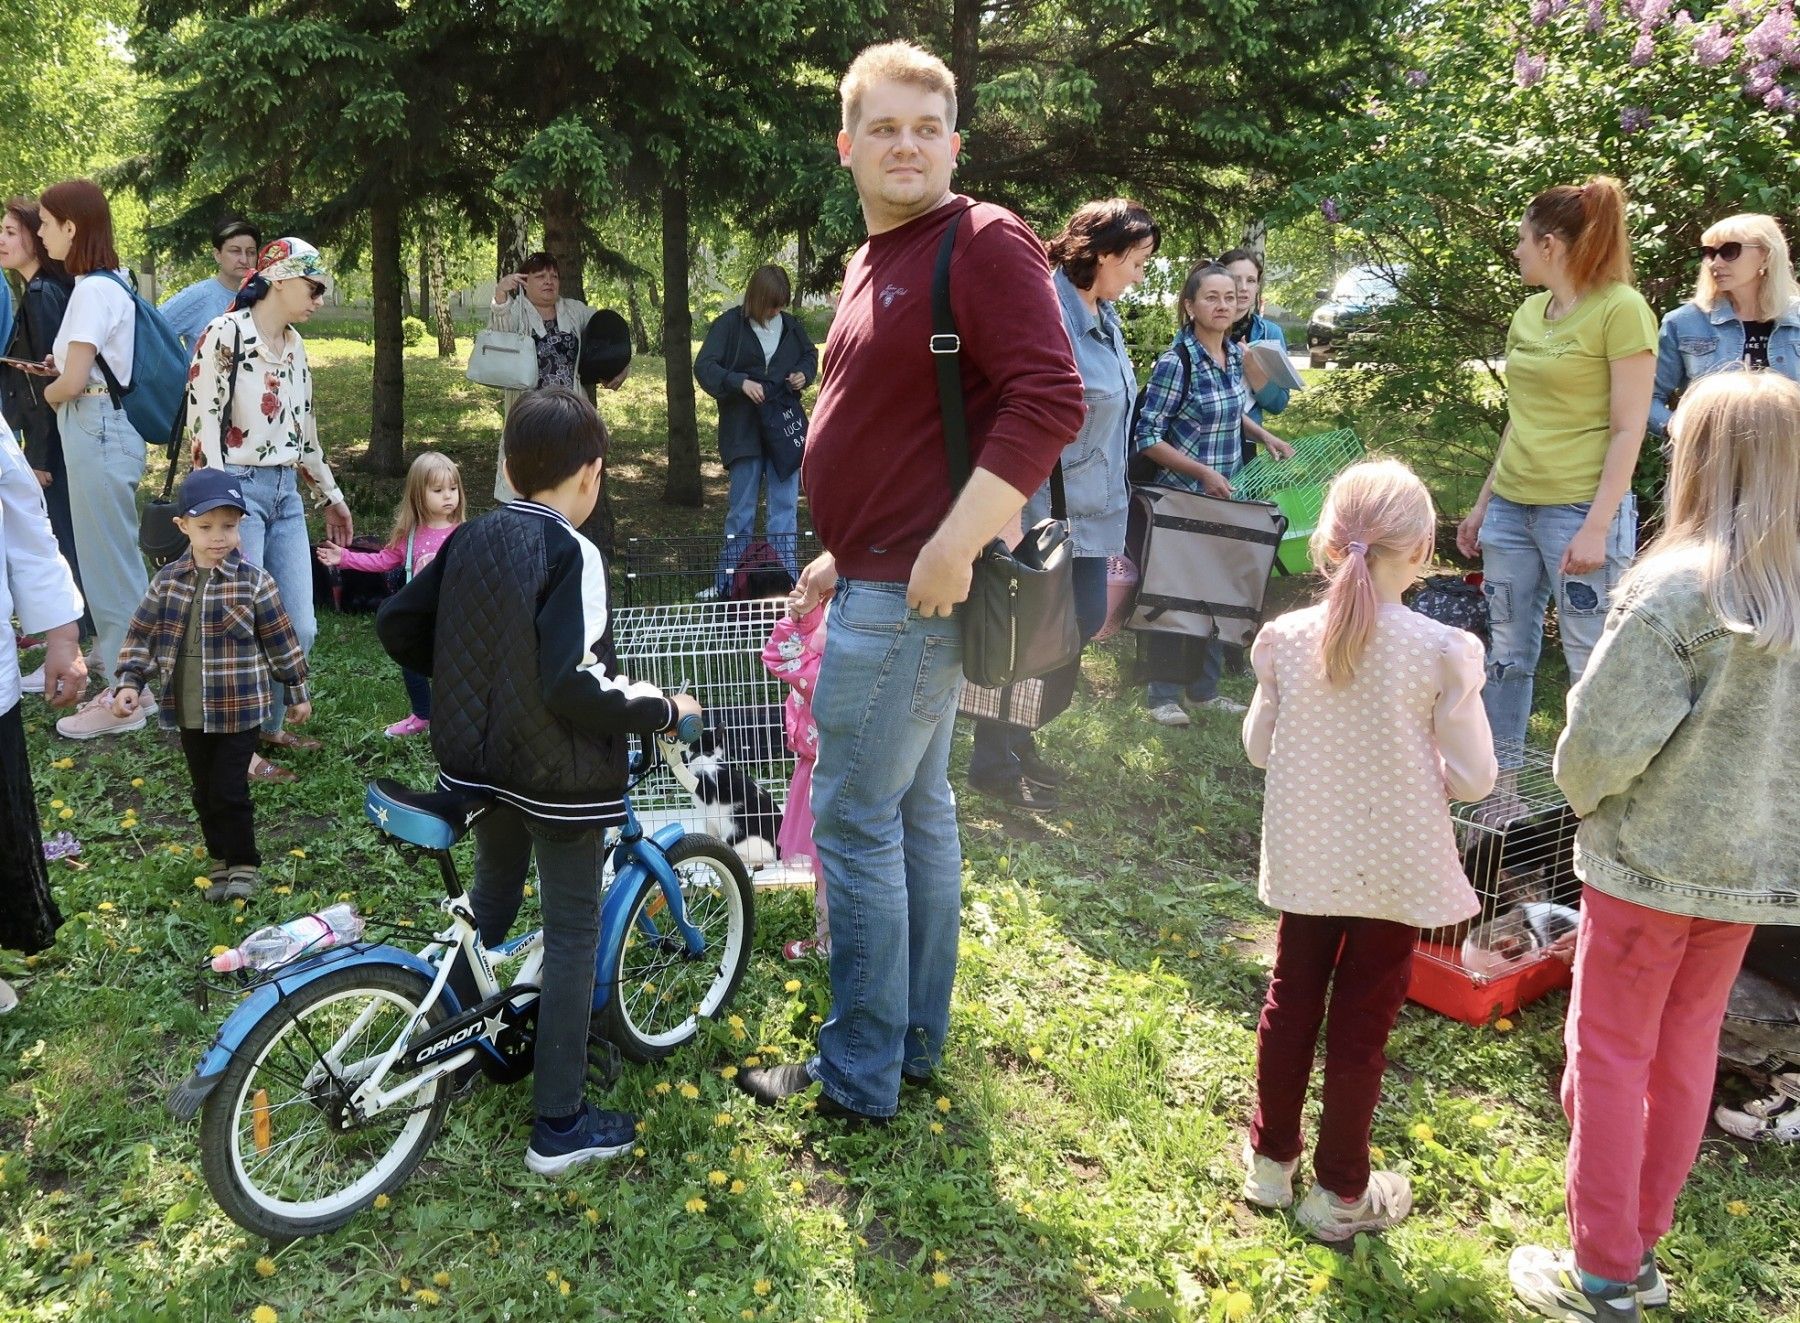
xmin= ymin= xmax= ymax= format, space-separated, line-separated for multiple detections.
xmin=248 ymin=755 xmax=298 ymax=784
xmin=260 ymin=730 xmax=322 ymax=753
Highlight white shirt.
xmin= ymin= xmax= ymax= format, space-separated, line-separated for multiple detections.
xmin=750 ymin=315 xmax=782 ymax=368
xmin=54 ymin=271 xmax=136 ymax=388
xmin=0 ymin=417 xmax=85 ymax=714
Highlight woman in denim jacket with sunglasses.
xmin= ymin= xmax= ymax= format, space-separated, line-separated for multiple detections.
xmin=1650 ymin=213 xmax=1800 ymax=439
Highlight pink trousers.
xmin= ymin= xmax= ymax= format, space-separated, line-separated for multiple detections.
xmin=1562 ymin=885 xmax=1752 ymax=1282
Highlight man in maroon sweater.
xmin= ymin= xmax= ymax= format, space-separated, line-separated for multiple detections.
xmin=738 ymin=41 xmax=1084 ymax=1121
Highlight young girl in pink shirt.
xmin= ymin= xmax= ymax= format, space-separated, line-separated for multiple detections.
xmin=317 ymin=451 xmax=464 ymax=737
xmin=761 ymin=593 xmax=830 ymax=960
xmin=1239 ymin=458 xmax=1498 ymax=1241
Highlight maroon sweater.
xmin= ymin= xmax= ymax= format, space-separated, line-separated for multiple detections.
xmin=803 ymin=196 xmax=1085 ymax=582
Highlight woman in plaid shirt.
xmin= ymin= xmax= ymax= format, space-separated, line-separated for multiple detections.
xmin=1132 ymin=261 xmax=1292 ymax=727
xmin=112 ymin=469 xmax=311 ymax=901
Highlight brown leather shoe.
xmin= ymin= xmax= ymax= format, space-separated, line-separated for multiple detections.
xmin=260 ymin=730 xmax=322 ymax=753
xmin=248 ymin=755 xmax=298 ymax=784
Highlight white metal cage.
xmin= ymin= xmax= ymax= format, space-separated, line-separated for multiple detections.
xmin=1417 ymin=745 xmax=1583 ymax=983
xmin=611 ymin=599 xmax=811 ymax=887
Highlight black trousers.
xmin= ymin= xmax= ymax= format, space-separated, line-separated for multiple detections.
xmin=178 ymin=727 xmax=262 ymax=867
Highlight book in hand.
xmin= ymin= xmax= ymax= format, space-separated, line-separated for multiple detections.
xmin=1243 ymin=341 xmax=1305 ymax=392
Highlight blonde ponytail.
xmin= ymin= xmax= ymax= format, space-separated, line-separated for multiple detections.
xmin=1309 ymin=460 xmax=1438 ymax=684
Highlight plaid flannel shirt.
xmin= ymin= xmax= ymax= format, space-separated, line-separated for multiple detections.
xmin=115 ymin=549 xmax=310 ymax=733
xmin=1131 ymin=326 xmax=1249 ymax=492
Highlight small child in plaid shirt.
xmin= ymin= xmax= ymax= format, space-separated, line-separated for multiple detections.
xmin=113 ymin=469 xmax=312 ymax=901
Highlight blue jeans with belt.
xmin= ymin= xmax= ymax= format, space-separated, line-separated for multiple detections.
xmin=224 ymin=463 xmax=318 ymax=733
xmin=807 ymin=580 xmax=964 ymax=1116
xmin=57 ymin=395 xmax=148 ymax=687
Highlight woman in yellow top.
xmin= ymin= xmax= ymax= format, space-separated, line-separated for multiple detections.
xmin=1455 ymin=176 xmax=1656 ymax=766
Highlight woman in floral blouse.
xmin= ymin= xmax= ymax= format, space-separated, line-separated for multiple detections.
xmin=185 ymin=238 xmax=353 ymax=782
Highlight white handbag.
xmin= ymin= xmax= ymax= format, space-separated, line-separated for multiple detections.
xmin=466 ymin=329 xmax=538 ymax=391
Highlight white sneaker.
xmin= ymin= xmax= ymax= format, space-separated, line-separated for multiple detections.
xmin=1148 ymin=702 xmax=1191 ymax=727
xmin=18 ymin=665 xmax=46 ymax=695
xmin=54 ymin=690 xmax=146 ymax=741
xmin=1240 ymin=1141 xmax=1298 ymax=1209
xmin=140 ymin=691 xmax=160 ymax=718
xmin=1195 ymin=695 xmax=1248 ymax=714
xmin=694 ymin=585 xmax=723 ymax=602
xmin=1294 ymin=1171 xmax=1413 ymax=1241
xmin=0 ymin=977 xmax=16 ymax=1015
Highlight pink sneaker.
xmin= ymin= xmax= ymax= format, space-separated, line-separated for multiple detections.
xmin=781 ymin=937 xmax=830 ymax=961
xmin=385 ymin=714 xmax=430 ymax=738
xmin=55 ymin=690 xmax=146 ymax=741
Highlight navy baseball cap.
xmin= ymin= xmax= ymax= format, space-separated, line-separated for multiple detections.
xmin=179 ymin=468 xmax=249 ymax=518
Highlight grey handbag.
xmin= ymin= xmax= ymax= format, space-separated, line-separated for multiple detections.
xmin=466 ymin=327 xmax=538 ymax=391
xmin=1123 ymin=485 xmax=1287 ymax=648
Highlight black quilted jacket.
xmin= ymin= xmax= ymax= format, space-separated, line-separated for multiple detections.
xmin=376 ymin=500 xmax=675 ymax=825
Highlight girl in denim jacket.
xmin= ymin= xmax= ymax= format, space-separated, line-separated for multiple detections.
xmin=1510 ymin=371 xmax=1800 ymax=1322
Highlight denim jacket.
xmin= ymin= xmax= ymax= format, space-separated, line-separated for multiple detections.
xmin=1021 ymin=268 xmax=1137 ymax=556
xmin=1554 ymin=547 xmax=1800 ymax=925
xmin=1649 ymin=298 xmax=1800 ymax=437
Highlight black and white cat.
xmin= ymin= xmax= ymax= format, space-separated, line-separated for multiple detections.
xmin=685 ymin=732 xmax=783 ymax=864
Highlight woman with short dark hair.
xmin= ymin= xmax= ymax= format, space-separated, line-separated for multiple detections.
xmin=489 ymin=251 xmax=599 ymax=502
xmin=693 ymin=264 xmax=818 ymax=598
xmin=160 ymin=218 xmax=262 ymax=353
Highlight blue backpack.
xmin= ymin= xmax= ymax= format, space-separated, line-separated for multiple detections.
xmin=89 ymin=270 xmax=192 ymax=447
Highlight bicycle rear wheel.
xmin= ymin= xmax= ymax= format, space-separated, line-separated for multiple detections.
xmin=198 ymin=964 xmax=451 ymax=1239
xmin=597 ymin=833 xmax=754 ymax=1061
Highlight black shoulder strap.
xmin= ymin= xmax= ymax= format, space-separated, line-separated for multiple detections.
xmin=161 ymin=321 xmax=240 ymax=500
xmin=931 ymin=204 xmax=1063 ymax=518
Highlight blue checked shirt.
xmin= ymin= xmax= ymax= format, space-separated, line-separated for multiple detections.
xmin=1131 ymin=326 xmax=1249 ymax=492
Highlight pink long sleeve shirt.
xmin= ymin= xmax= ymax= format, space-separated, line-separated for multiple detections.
xmin=335 ymin=523 xmax=456 ymax=577
xmin=1242 ymin=602 xmax=1498 ymax=928
xmin=760 ymin=604 xmax=827 ymax=761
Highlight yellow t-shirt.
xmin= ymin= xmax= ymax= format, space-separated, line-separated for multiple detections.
xmin=1496 ymin=283 xmax=1657 ymax=505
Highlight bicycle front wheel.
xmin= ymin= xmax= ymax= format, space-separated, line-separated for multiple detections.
xmin=198 ymin=963 xmax=451 ymax=1240
xmin=597 ymin=833 xmax=754 ymax=1061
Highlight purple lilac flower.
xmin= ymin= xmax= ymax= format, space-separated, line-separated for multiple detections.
xmin=1743 ymin=5 xmax=1796 ymax=62
xmin=1620 ymin=105 xmax=1653 ymax=131
xmin=1631 ymin=29 xmax=1656 ymax=64
xmin=1321 ymin=198 xmax=1342 ymax=224
xmin=1672 ymin=10 xmax=1695 ymax=30
xmin=1693 ymin=21 xmax=1735 ymax=65
xmin=1764 ymin=83 xmax=1795 ymax=108
xmin=1588 ymin=0 xmax=1607 ymax=32
xmin=1640 ymin=0 xmax=1674 ymax=26
xmin=1515 ymin=47 xmax=1549 ymax=86
xmin=1530 ymin=0 xmax=1554 ymax=25
xmin=1405 ymin=68 xmax=1430 ymax=87
xmin=1746 ymin=63 xmax=1779 ymax=94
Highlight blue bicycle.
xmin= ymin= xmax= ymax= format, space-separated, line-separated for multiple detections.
xmin=167 ymin=722 xmax=753 ymax=1239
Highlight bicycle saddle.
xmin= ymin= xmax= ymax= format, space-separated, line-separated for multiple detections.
xmin=365 ymin=779 xmax=493 ymax=850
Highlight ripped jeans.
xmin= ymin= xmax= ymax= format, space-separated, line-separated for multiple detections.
xmin=1478 ymin=494 xmax=1636 ymax=767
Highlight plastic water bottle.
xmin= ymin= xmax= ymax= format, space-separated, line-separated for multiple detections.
xmin=211 ymin=904 xmax=365 ymax=973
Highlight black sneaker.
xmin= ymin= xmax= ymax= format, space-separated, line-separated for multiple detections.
xmin=968 ymin=773 xmax=1061 ymax=811
xmin=525 ymin=1103 xmax=637 ymax=1176
xmin=1015 ymin=747 xmax=1067 ymax=788
xmin=737 ymin=1062 xmax=890 ymax=1126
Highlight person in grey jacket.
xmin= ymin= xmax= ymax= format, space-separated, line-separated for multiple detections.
xmin=967 ymin=198 xmax=1158 ymax=808
xmin=692 ymin=265 xmax=817 ymax=598
xmin=1509 ymin=369 xmax=1800 ymax=1323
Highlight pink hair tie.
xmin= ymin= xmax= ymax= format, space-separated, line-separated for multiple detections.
xmin=1347 ymin=540 xmax=1369 ymax=556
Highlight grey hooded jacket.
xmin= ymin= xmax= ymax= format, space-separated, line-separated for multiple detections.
xmin=1554 ymin=547 xmax=1800 ymax=926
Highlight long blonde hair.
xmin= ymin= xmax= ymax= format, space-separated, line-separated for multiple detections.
xmin=1694 ymin=213 xmax=1800 ymax=323
xmin=1634 ymin=371 xmax=1800 ymax=652
xmin=391 ymin=451 xmax=465 ymax=548
xmin=1310 ymin=459 xmax=1437 ymax=684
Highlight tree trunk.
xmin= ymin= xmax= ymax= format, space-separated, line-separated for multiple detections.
xmin=660 ymin=168 xmax=702 ymax=507
xmin=951 ymin=0 xmax=981 ymax=131
xmin=796 ymin=224 xmax=813 ymax=301
xmin=543 ymin=185 xmax=586 ymax=303
xmin=417 ymin=241 xmax=431 ymax=321
xmin=624 ymin=272 xmax=652 ymax=354
xmin=425 ymin=217 xmax=456 ymax=358
xmin=645 ymin=276 xmax=665 ymax=348
xmin=367 ymin=189 xmax=407 ymax=476
xmin=496 ymin=213 xmax=528 ymax=284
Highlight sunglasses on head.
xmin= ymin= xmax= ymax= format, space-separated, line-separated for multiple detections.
xmin=1697 ymin=241 xmax=1759 ymax=262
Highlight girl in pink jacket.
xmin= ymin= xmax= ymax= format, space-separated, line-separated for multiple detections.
xmin=761 ymin=596 xmax=829 ymax=959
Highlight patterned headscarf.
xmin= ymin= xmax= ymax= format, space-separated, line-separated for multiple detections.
xmin=251 ymin=237 xmax=331 ymax=290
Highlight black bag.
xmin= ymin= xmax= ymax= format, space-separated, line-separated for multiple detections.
xmin=755 ymin=382 xmax=808 ymax=479
xmin=727 ymin=537 xmax=795 ymax=600
xmin=1126 ymin=340 xmax=1192 ymax=486
xmin=579 ymin=308 xmax=633 ymax=386
xmin=139 ymin=322 xmax=239 ymax=568
xmin=330 ymin=535 xmax=406 ymax=613
xmin=931 ymin=207 xmax=1081 ymax=690
xmin=1409 ymin=573 xmax=1490 ymax=646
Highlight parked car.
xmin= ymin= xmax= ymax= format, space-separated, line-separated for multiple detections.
xmin=1307 ymin=265 xmax=1402 ymax=368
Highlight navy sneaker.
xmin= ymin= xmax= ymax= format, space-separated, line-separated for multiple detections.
xmin=525 ymin=1103 xmax=638 ymax=1177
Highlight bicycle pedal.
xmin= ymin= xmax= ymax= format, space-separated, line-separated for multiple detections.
xmin=586 ymin=1034 xmax=622 ymax=1092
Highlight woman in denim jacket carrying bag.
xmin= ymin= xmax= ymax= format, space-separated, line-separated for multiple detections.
xmin=1509 ymin=371 xmax=1800 ymax=1323
xmin=1649 ymin=212 xmax=1800 ymax=439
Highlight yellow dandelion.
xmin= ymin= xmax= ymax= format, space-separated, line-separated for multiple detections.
xmin=1369 ymin=1144 xmax=1386 ymax=1163
xmin=932 ymin=1249 xmax=946 ymax=1264
xmin=678 ymin=1082 xmax=700 ymax=1099
xmin=58 ymin=808 xmax=73 ymax=820
xmin=52 ymin=758 xmax=74 ymax=771
xmin=931 ymin=1270 xmax=951 ymax=1288
xmin=69 ymin=1250 xmax=95 ymax=1270
xmin=1495 ymin=1017 xmax=1515 ymax=1033
xmin=49 ymin=800 xmax=64 ymax=809
xmin=373 ymin=1193 xmax=390 ymax=1210
xmin=856 ymin=1235 xmax=869 ymax=1248
xmin=743 ymin=1312 xmax=756 ymax=1321
xmin=559 ymin=1280 xmax=571 ymax=1297
xmin=636 ymin=1120 xmax=648 ymax=1133
xmin=288 ymin=848 xmax=306 ymax=859
xmin=254 ymin=1256 xmax=277 ymax=1278
xmin=1470 ymin=1114 xmax=1495 ymax=1130
xmin=194 ymin=877 xmax=211 ymax=891
xmin=586 ymin=1206 xmax=602 ymax=1223
xmin=720 ymin=1065 xmax=738 ymax=1080
xmin=522 ymin=884 xmax=534 ymax=898
xmin=193 ymin=845 xmax=207 ymax=857
xmin=1410 ymin=1122 xmax=1435 ymax=1143
xmin=743 ymin=1055 xmax=762 ymax=1066
xmin=929 ymin=1122 xmax=944 ymax=1135
xmin=167 ymin=844 xmax=186 ymax=855
xmin=433 ymin=1271 xmax=451 ymax=1288
xmin=685 ymin=1196 xmax=708 ymax=1214
xmin=97 ymin=901 xmax=117 ymax=912
xmin=730 ymin=1179 xmax=747 ymax=1195
xmin=413 ymin=1288 xmax=440 ymax=1306
xmin=545 ymin=1270 xmax=560 ymax=1284
xmin=1308 ymin=1272 xmax=1330 ymax=1296
xmin=632 ymin=1147 xmax=646 ymax=1158
xmin=1224 ymin=1290 xmax=1254 ymax=1320
xmin=714 ymin=1111 xmax=734 ymax=1128
xmin=1726 ymin=1199 xmax=1750 ymax=1216
xmin=250 ymin=1308 xmax=278 ymax=1323
xmin=753 ymin=1279 xmax=772 ymax=1297
xmin=935 ymin=1096 xmax=951 ymax=1113
xmin=783 ymin=979 xmax=802 ymax=993
xmin=399 ymin=1276 xmax=412 ymax=1292
xmin=1027 ymin=1045 xmax=1044 ymax=1062
xmin=810 ymin=1014 xmax=822 ymax=1025
xmin=654 ymin=1081 xmax=672 ymax=1095
xmin=708 ymin=1170 xmax=728 ymax=1186
xmin=131 ymin=777 xmax=145 ymax=788
xmin=30 ymin=1233 xmax=52 ymax=1251
xmin=728 ymin=1013 xmax=746 ymax=1028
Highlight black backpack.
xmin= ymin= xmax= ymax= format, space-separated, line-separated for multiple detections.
xmin=1126 ymin=339 xmax=1192 ymax=486
xmin=1408 ymin=573 xmax=1490 ymax=646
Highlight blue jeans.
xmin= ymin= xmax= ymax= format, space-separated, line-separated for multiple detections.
xmin=225 ymin=464 xmax=318 ymax=733
xmin=714 ymin=457 xmax=799 ymax=590
xmin=401 ymin=667 xmax=432 ymax=720
xmin=808 ymin=580 xmax=965 ymax=1115
xmin=1143 ymin=634 xmax=1226 ymax=707
xmin=968 ymin=554 xmax=1110 ymax=782
xmin=57 ymin=396 xmax=148 ymax=687
xmin=1479 ymin=493 xmax=1637 ymax=766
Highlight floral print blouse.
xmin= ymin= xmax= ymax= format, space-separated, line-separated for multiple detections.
xmin=185 ymin=309 xmax=344 ymax=507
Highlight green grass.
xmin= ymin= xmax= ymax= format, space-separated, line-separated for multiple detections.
xmin=2 ymin=339 xmax=1796 ymax=1322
